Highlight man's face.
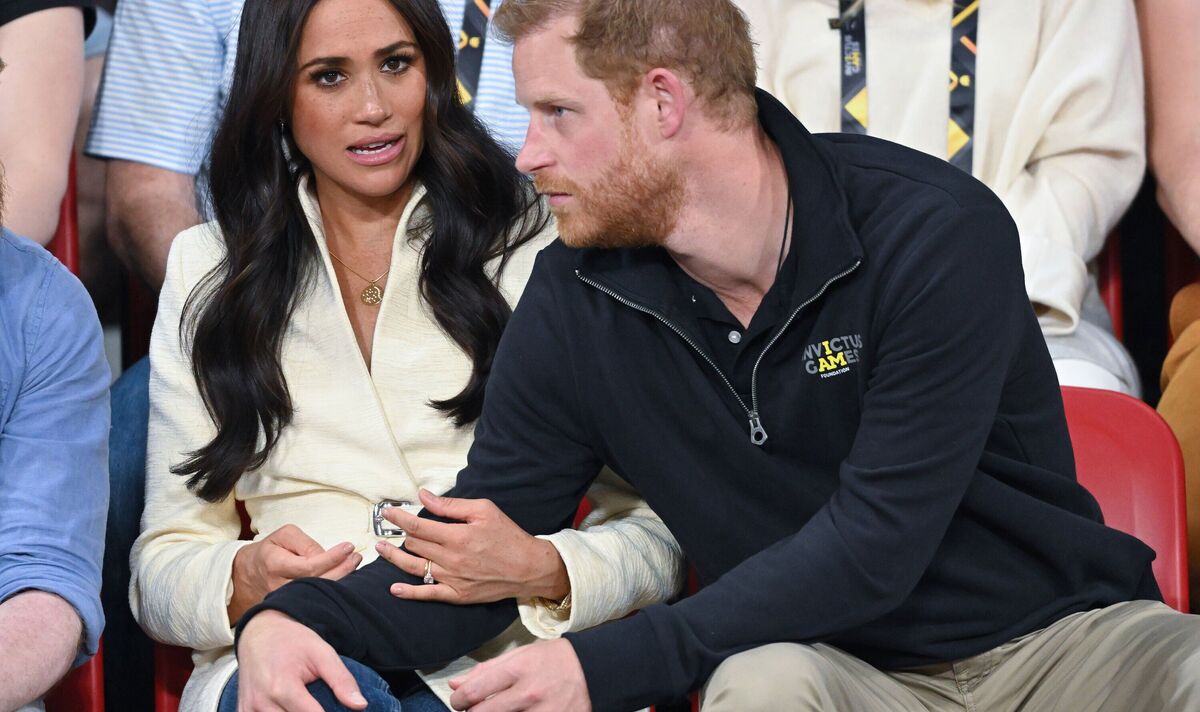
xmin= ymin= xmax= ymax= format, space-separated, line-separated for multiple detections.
xmin=513 ymin=16 xmax=682 ymax=249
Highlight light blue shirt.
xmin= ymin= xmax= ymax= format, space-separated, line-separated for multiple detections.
xmin=86 ymin=0 xmax=527 ymax=197
xmin=0 ymin=227 xmax=109 ymax=665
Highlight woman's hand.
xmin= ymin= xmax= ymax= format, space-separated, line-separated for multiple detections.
xmin=228 ymin=524 xmax=362 ymax=624
xmin=374 ymin=489 xmax=570 ymax=605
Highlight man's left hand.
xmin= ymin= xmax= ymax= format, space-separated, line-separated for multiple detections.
xmin=375 ymin=489 xmax=571 ymax=604
xmin=448 ymin=638 xmax=591 ymax=712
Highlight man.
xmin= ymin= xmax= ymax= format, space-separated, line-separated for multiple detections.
xmin=234 ymin=1 xmax=1200 ymax=710
xmin=0 ymin=109 xmax=110 ymax=709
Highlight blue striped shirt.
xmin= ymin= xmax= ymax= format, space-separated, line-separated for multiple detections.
xmin=85 ymin=0 xmax=527 ymax=192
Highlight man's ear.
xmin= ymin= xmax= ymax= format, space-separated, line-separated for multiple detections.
xmin=644 ymin=68 xmax=689 ymax=140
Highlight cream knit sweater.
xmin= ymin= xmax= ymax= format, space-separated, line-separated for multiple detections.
xmin=738 ymin=0 xmax=1145 ymax=336
xmin=132 ymin=178 xmax=684 ymax=711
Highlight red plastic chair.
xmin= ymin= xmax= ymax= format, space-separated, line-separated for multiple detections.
xmin=1097 ymin=230 xmax=1123 ymax=341
xmin=1061 ymin=386 xmax=1190 ymax=611
xmin=45 ymin=155 xmax=80 ymax=275
xmin=42 ymin=155 xmax=105 ymax=712
xmin=45 ymin=640 xmax=105 ymax=712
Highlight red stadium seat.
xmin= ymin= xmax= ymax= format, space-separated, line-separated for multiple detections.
xmin=43 ymin=153 xmax=104 ymax=712
xmin=154 ymin=644 xmax=192 ymax=712
xmin=45 ymin=155 xmax=80 ymax=275
xmin=45 ymin=639 xmax=105 ymax=712
xmin=1061 ymin=386 xmax=1190 ymax=611
xmin=1097 ymin=230 xmax=1123 ymax=341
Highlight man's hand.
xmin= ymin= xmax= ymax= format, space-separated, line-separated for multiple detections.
xmin=375 ymin=489 xmax=570 ymax=604
xmin=236 ymin=610 xmax=367 ymax=712
xmin=448 ymin=638 xmax=590 ymax=712
xmin=228 ymin=525 xmax=361 ymax=623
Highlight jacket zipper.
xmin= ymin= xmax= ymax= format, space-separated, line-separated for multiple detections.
xmin=575 ymin=259 xmax=861 ymax=446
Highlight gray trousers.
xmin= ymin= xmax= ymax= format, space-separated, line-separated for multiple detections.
xmin=702 ymin=601 xmax=1200 ymax=711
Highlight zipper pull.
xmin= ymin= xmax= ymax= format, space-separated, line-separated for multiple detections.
xmin=748 ymin=411 xmax=768 ymax=446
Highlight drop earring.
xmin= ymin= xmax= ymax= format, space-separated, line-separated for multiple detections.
xmin=279 ymin=120 xmax=298 ymax=175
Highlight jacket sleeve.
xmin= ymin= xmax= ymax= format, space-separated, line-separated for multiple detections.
xmin=521 ymin=468 xmax=686 ymax=637
xmin=565 ymin=205 xmax=1034 ymax=711
xmin=130 ymin=226 xmax=252 ymax=651
xmin=238 ymin=250 xmax=607 ymax=668
xmin=990 ymin=0 xmax=1144 ymax=334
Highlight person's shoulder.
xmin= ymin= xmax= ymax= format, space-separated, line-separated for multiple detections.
xmin=0 ymin=228 xmax=72 ymax=305
xmin=165 ymin=220 xmax=227 ymax=282
xmin=817 ymin=133 xmax=1001 ymax=214
xmin=0 ymin=227 xmax=55 ymax=277
xmin=0 ymin=228 xmax=101 ymax=351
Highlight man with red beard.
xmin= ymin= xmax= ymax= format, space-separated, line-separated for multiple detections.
xmin=231 ymin=1 xmax=1200 ymax=711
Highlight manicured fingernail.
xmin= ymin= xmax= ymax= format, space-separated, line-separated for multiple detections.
xmin=341 ymin=542 xmax=354 ymax=553
xmin=391 ymin=584 xmax=404 ymax=595
xmin=375 ymin=541 xmax=386 ymax=552
xmin=350 ymin=691 xmax=367 ymax=706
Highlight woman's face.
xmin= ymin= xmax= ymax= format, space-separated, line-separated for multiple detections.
xmin=290 ymin=0 xmax=427 ymax=205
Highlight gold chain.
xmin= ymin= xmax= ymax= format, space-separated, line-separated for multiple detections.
xmin=327 ymin=248 xmax=390 ymax=306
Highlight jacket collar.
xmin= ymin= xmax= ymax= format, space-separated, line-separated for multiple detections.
xmin=575 ymin=89 xmax=863 ymax=317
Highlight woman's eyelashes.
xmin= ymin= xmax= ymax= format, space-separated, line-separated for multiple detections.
xmin=308 ymin=54 xmax=415 ymax=89
xmin=381 ymin=53 xmax=415 ymax=74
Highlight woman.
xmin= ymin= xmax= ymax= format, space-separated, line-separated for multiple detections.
xmin=131 ymin=0 xmax=684 ymax=709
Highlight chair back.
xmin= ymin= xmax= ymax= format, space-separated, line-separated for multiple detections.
xmin=1061 ymin=386 xmax=1190 ymax=611
xmin=45 ymin=155 xmax=80 ymax=275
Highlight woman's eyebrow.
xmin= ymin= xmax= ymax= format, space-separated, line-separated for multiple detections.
xmin=298 ymin=40 xmax=419 ymax=71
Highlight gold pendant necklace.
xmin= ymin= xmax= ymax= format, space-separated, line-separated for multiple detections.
xmin=327 ymin=249 xmax=390 ymax=306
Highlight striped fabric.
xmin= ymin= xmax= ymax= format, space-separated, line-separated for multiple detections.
xmin=85 ymin=0 xmax=243 ymax=177
xmin=85 ymin=0 xmax=528 ymax=204
xmin=442 ymin=0 xmax=529 ymax=154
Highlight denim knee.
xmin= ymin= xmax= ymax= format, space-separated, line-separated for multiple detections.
xmin=217 ymin=656 xmax=403 ymax=712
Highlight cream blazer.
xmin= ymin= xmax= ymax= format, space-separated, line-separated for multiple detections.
xmin=737 ymin=0 xmax=1145 ymax=336
xmin=132 ymin=178 xmax=685 ymax=711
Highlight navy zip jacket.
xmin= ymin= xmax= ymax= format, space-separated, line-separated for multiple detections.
xmin=241 ymin=92 xmax=1159 ymax=711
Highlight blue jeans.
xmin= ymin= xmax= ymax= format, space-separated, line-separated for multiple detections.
xmin=217 ymin=656 xmax=450 ymax=712
xmin=102 ymin=357 xmax=154 ymax=712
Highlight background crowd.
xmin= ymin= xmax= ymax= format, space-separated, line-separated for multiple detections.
xmin=1 ymin=0 xmax=1199 ymax=710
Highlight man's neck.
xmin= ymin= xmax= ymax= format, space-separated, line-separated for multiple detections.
xmin=663 ymin=126 xmax=791 ymax=327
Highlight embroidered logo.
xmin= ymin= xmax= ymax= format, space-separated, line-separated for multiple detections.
xmin=803 ymin=334 xmax=863 ymax=378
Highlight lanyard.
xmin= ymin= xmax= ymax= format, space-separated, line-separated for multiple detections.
xmin=457 ymin=0 xmax=492 ymax=111
xmin=836 ymin=0 xmax=980 ymax=173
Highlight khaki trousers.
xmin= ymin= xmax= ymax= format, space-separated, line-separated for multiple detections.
xmin=701 ymin=601 xmax=1200 ymax=711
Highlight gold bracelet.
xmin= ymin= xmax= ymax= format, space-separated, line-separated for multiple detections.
xmin=539 ymin=591 xmax=572 ymax=613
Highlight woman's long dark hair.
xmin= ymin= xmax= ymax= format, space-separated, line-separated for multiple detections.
xmin=175 ymin=0 xmax=549 ymax=502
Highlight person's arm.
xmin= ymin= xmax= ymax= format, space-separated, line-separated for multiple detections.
xmin=991 ymin=0 xmax=1145 ymax=333
xmin=0 ymin=591 xmax=83 ymax=710
xmin=130 ymin=225 xmax=251 ymax=649
xmin=236 ymin=248 xmax=605 ymax=666
xmin=519 ymin=469 xmax=685 ymax=636
xmin=105 ymin=161 xmax=201 ymax=290
xmin=0 ymin=7 xmax=85 ymax=245
xmin=0 ymin=256 xmax=108 ymax=707
xmin=85 ymin=0 xmax=229 ymax=288
xmin=1139 ymin=0 xmax=1200 ymax=254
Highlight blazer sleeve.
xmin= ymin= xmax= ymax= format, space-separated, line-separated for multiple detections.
xmin=990 ymin=0 xmax=1144 ymax=334
xmin=130 ymin=225 xmax=252 ymax=651
xmin=520 ymin=468 xmax=686 ymax=636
